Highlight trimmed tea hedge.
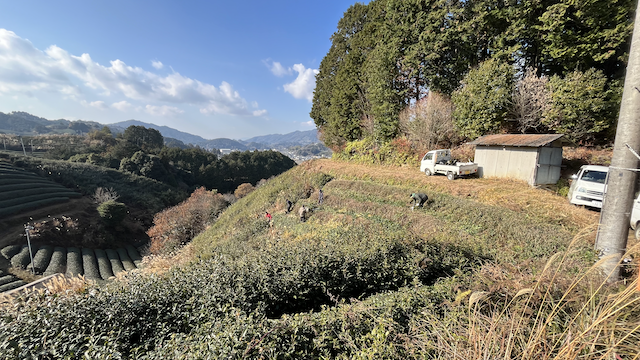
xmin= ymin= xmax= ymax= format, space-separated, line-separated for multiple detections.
xmin=126 ymin=245 xmax=142 ymax=266
xmin=65 ymin=247 xmax=83 ymax=277
xmin=1 ymin=245 xmax=22 ymax=260
xmin=0 ymin=178 xmax=57 ymax=186
xmin=0 ymin=187 xmax=79 ymax=202
xmin=0 ymin=197 xmax=71 ymax=218
xmin=106 ymin=249 xmax=125 ymax=275
xmin=43 ymin=247 xmax=67 ymax=276
xmin=0 ymin=275 xmax=17 ymax=286
xmin=0 ymin=192 xmax=81 ymax=208
xmin=10 ymin=245 xmax=31 ymax=269
xmin=82 ymin=248 xmax=101 ymax=280
xmin=117 ymin=248 xmax=136 ymax=271
xmin=28 ymin=246 xmax=54 ymax=274
xmin=0 ymin=183 xmax=68 ymax=192
xmin=0 ymin=280 xmax=26 ymax=293
xmin=94 ymin=249 xmax=114 ymax=280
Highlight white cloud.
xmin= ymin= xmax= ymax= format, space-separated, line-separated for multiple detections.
xmin=302 ymin=120 xmax=315 ymax=127
xmin=0 ymin=29 xmax=266 ymax=117
xmin=283 ymin=64 xmax=318 ymax=102
xmin=145 ymin=104 xmax=184 ymax=116
xmin=266 ymin=60 xmax=292 ymax=77
xmin=89 ymin=100 xmax=107 ymax=110
xmin=112 ymin=100 xmax=134 ymax=111
xmin=151 ymin=60 xmax=163 ymax=69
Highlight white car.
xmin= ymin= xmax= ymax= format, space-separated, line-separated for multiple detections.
xmin=567 ymin=165 xmax=609 ymax=209
xmin=630 ymin=194 xmax=640 ymax=239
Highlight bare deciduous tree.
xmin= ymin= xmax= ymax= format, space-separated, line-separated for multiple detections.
xmin=510 ymin=68 xmax=551 ymax=133
xmin=399 ymin=92 xmax=459 ymax=150
xmin=92 ymin=187 xmax=119 ymax=204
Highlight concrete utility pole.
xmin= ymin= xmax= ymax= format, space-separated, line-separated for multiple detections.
xmin=595 ymin=2 xmax=640 ymax=281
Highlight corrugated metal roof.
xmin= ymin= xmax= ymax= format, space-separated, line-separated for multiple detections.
xmin=468 ymin=134 xmax=570 ymax=147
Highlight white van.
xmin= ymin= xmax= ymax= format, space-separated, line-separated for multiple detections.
xmin=567 ymin=165 xmax=609 ymax=209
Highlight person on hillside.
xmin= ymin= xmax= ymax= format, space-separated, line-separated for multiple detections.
xmin=285 ymin=199 xmax=293 ymax=213
xmin=265 ymin=211 xmax=273 ymax=227
xmin=318 ymin=189 xmax=324 ymax=205
xmin=410 ymin=193 xmax=428 ymax=209
xmin=299 ymin=205 xmax=308 ymax=222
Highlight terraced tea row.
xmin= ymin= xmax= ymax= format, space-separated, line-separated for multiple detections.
xmin=0 ymin=244 xmax=143 ymax=292
xmin=0 ymin=161 xmax=81 ymax=217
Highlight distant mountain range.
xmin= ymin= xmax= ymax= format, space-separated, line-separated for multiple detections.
xmin=108 ymin=120 xmax=320 ymax=150
xmin=0 ymin=111 xmax=322 ymax=151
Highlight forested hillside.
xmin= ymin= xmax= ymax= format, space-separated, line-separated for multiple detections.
xmin=312 ymin=0 xmax=633 ymax=153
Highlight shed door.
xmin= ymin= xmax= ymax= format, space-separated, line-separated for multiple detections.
xmin=535 ymin=147 xmax=562 ymax=185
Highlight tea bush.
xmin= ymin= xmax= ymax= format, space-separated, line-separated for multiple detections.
xmin=82 ymin=248 xmax=101 ymax=280
xmin=94 ymin=249 xmax=114 ymax=279
xmin=43 ymin=247 xmax=67 ymax=276
xmin=65 ymin=247 xmax=83 ymax=277
xmin=28 ymin=245 xmax=53 ymax=274
xmin=97 ymin=200 xmax=128 ymax=227
xmin=117 ymin=248 xmax=136 ymax=271
xmin=106 ymin=248 xmax=125 ymax=274
xmin=1 ymin=245 xmax=21 ymax=260
xmin=10 ymin=246 xmax=30 ymax=269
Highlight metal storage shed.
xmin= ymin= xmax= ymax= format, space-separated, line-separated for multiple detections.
xmin=468 ymin=134 xmax=573 ymax=186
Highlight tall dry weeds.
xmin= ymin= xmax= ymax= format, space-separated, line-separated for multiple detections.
xmin=422 ymin=239 xmax=640 ymax=360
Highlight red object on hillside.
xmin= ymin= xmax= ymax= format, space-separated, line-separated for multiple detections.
xmin=265 ymin=212 xmax=272 ymax=221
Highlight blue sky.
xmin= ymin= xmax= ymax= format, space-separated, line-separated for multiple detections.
xmin=0 ymin=1 xmax=364 ymax=139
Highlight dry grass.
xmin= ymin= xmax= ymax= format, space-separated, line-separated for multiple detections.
xmin=41 ymin=274 xmax=91 ymax=295
xmin=138 ymin=243 xmax=196 ymax=275
xmin=423 ymin=240 xmax=640 ymax=360
xmin=563 ymin=147 xmax=613 ymax=166
xmin=305 ymin=159 xmax=598 ymax=232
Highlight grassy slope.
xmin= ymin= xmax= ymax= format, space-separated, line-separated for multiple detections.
xmin=2 ymin=159 xmax=638 ymax=359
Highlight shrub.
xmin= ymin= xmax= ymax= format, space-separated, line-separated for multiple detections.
xmin=234 ymin=182 xmax=255 ymax=199
xmin=43 ymin=247 xmax=67 ymax=276
xmin=65 ymin=247 xmax=83 ymax=277
xmin=28 ymin=245 xmax=53 ymax=274
xmin=10 ymin=245 xmax=31 ymax=270
xmin=148 ymin=188 xmax=230 ymax=255
xmin=0 ymin=275 xmax=16 ymax=286
xmin=94 ymin=249 xmax=114 ymax=280
xmin=1 ymin=245 xmax=22 ymax=260
xmin=97 ymin=200 xmax=128 ymax=227
xmin=117 ymin=248 xmax=136 ymax=271
xmin=0 ymin=280 xmax=26 ymax=293
xmin=82 ymin=248 xmax=101 ymax=280
xmin=91 ymin=187 xmax=119 ymax=204
xmin=125 ymin=245 xmax=142 ymax=267
xmin=106 ymin=249 xmax=125 ymax=275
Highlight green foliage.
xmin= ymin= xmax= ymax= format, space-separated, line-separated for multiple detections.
xmin=82 ymin=248 xmax=101 ymax=280
xmin=29 ymin=245 xmax=53 ymax=274
xmin=452 ymin=59 xmax=516 ymax=139
xmin=0 ymin=197 xmax=72 ymax=218
xmin=9 ymin=246 xmax=30 ymax=269
xmin=43 ymin=247 xmax=67 ymax=276
xmin=97 ymin=200 xmax=128 ymax=227
xmin=9 ymin=156 xmax=187 ymax=213
xmin=1 ymin=245 xmax=22 ymax=260
xmin=65 ymin=247 xmax=83 ymax=277
xmin=106 ymin=248 xmax=125 ymax=274
xmin=334 ymin=137 xmax=421 ymax=167
xmin=313 ymin=0 xmax=633 ymax=148
xmin=543 ymin=68 xmax=619 ymax=144
xmin=537 ymin=0 xmax=634 ymax=77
